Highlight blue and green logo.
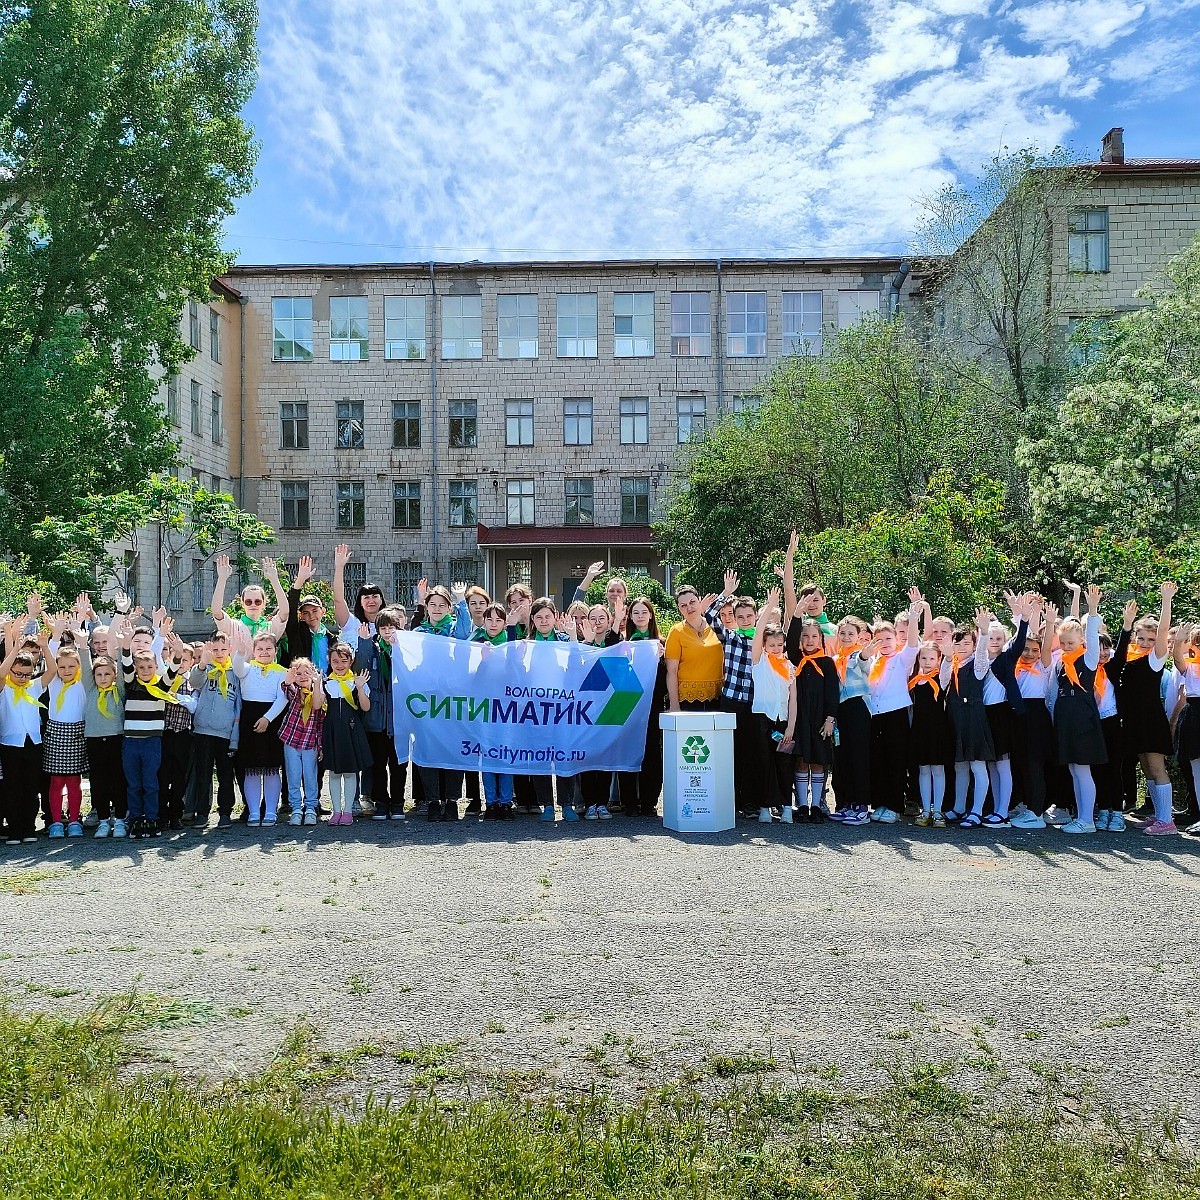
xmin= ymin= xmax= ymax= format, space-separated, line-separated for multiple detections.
xmin=579 ymin=656 xmax=645 ymax=726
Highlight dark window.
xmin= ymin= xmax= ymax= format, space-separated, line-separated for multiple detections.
xmin=392 ymin=400 xmax=421 ymax=448
xmin=281 ymin=481 xmax=310 ymax=529
xmin=449 ymin=400 xmax=477 ymax=448
xmin=337 ymin=480 xmax=366 ymax=528
xmin=393 ymin=481 xmax=421 ymax=528
xmin=281 ymin=401 xmax=309 ymax=449
xmin=336 ymin=400 xmax=365 ymax=450
xmin=621 ymin=476 xmax=650 ymax=525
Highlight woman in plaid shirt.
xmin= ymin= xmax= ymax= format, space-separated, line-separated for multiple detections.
xmin=279 ymin=658 xmax=326 ymax=827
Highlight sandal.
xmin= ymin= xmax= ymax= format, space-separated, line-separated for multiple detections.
xmin=981 ymin=813 xmax=1011 ymax=828
xmin=958 ymin=812 xmax=982 ymax=829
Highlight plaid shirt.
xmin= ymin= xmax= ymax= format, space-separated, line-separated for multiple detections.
xmin=163 ymin=680 xmax=195 ymax=733
xmin=278 ymin=682 xmax=325 ymax=751
xmin=705 ymin=594 xmax=754 ymax=704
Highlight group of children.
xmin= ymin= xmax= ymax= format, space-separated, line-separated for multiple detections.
xmin=1 ymin=538 xmax=1197 ymax=842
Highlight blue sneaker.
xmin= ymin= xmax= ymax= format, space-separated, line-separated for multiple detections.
xmin=48 ymin=822 xmax=65 ymax=839
xmin=561 ymin=805 xmax=579 ymax=822
xmin=66 ymin=822 xmax=84 ymax=838
xmin=539 ymin=806 xmax=555 ymax=822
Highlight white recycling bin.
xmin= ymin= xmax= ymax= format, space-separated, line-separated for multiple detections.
xmin=659 ymin=711 xmax=737 ymax=833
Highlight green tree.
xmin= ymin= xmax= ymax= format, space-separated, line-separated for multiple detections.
xmin=1017 ymin=232 xmax=1200 ymax=604
xmin=33 ymin=473 xmax=275 ymax=606
xmin=656 ymin=316 xmax=1010 ymax=589
xmin=584 ymin=570 xmax=674 ymax=616
xmin=0 ymin=0 xmax=257 ymax=560
xmin=0 ymin=560 xmax=61 ymax=615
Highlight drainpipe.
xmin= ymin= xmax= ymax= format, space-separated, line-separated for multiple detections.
xmin=428 ymin=262 xmax=440 ymax=579
xmin=237 ymin=294 xmax=247 ymax=509
xmin=715 ymin=258 xmax=725 ymax=418
xmin=888 ymin=258 xmax=911 ymax=317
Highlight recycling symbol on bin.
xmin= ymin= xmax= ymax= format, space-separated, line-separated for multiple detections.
xmin=681 ymin=735 xmax=710 ymax=764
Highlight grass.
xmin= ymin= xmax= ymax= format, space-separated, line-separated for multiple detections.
xmin=0 ymin=1005 xmax=1196 ymax=1199
xmin=0 ymin=869 xmax=62 ymax=896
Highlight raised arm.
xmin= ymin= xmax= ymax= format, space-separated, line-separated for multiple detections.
xmin=973 ymin=608 xmax=992 ymax=678
xmin=572 ymin=561 xmax=606 ymax=606
xmin=752 ymin=587 xmax=780 ymax=665
xmin=780 ymin=529 xmax=798 ymax=624
xmin=1155 ymin=581 xmax=1176 ymax=662
xmin=332 ymin=544 xmax=352 ymax=628
xmin=1040 ymin=604 xmax=1057 ymax=669
xmin=261 ymin=558 xmax=289 ymax=637
xmin=211 ymin=554 xmax=233 ymax=624
xmin=1083 ymin=585 xmax=1102 ymax=670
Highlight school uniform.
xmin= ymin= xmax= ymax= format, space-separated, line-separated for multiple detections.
xmin=865 ymin=644 xmax=920 ymax=815
xmin=1047 ymin=625 xmax=1107 ymax=767
xmin=1119 ymin=649 xmax=1173 ymax=757
xmin=81 ymin=647 xmax=127 ymax=822
xmin=120 ymin=653 xmax=181 ymax=827
xmin=750 ymin=654 xmax=795 ymax=812
xmin=188 ymin=658 xmax=242 ymax=821
xmin=1010 ymin=659 xmax=1053 ymax=815
xmin=44 ymin=673 xmax=88 ymax=826
xmin=831 ymin=650 xmax=872 ymax=814
xmin=618 ymin=634 xmax=667 ymax=817
xmin=0 ymin=677 xmax=45 ymax=841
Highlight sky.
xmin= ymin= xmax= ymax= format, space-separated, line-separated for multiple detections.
xmin=225 ymin=0 xmax=1200 ymax=265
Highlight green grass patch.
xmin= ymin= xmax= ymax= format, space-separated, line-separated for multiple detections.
xmin=706 ymin=1052 xmax=778 ymax=1078
xmin=93 ymin=992 xmax=217 ymax=1032
xmin=0 ymin=869 xmax=62 ymax=896
xmin=0 ymin=1007 xmax=1196 ymax=1198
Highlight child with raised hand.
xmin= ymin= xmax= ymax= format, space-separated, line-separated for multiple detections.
xmin=1118 ymin=582 xmax=1179 ymax=835
xmin=40 ymin=619 xmax=89 ymax=838
xmin=212 ymin=554 xmax=289 ymax=640
xmin=978 ymin=591 xmax=1033 ymax=829
xmin=323 ymin=644 xmax=372 ymax=825
xmin=863 ymin=587 xmax=923 ymax=824
xmin=79 ymin=633 xmax=127 ymax=838
xmin=786 ymin=617 xmax=838 ymax=820
xmin=1008 ymin=603 xmax=1056 ymax=831
xmin=1046 ymin=584 xmax=1108 ymax=834
xmin=749 ymin=587 xmax=797 ymax=824
xmin=189 ymin=632 xmax=242 ymax=830
xmin=472 ymin=605 xmax=517 ymax=820
xmin=0 ymin=614 xmax=49 ymax=844
xmin=232 ymin=629 xmax=288 ymax=828
xmin=946 ymin=608 xmax=997 ymax=830
xmin=279 ymin=657 xmax=326 ymax=826
xmin=828 ymin=616 xmax=872 ymax=825
xmin=1172 ymin=622 xmax=1200 ymax=835
xmin=908 ymin=639 xmax=954 ymax=827
xmin=1093 ymin=615 xmax=1130 ymax=833
xmin=158 ymin=638 xmax=198 ymax=831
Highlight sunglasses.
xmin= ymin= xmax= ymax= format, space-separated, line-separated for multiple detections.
xmin=244 ymin=598 xmax=265 ymax=606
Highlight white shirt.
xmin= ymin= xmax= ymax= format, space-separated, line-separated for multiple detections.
xmin=751 ymin=656 xmax=793 ymax=722
xmin=47 ymin=676 xmax=86 ymax=724
xmin=0 ymin=679 xmax=45 ymax=745
xmin=1014 ymin=660 xmax=1048 ymax=700
xmin=1181 ymin=662 xmax=1200 ymax=700
xmin=341 ymin=616 xmax=376 ymax=641
xmin=865 ymin=644 xmax=919 ymax=715
xmin=233 ymin=658 xmax=288 ymax=718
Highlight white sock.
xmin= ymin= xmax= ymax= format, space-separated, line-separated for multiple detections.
xmin=969 ymin=762 xmax=990 ymax=816
xmin=1070 ymin=764 xmax=1096 ymax=825
xmin=992 ymin=757 xmax=1013 ymax=818
xmin=931 ymin=764 xmax=946 ymax=813
xmin=244 ymin=773 xmax=263 ymax=819
xmin=263 ymin=773 xmax=281 ymax=822
xmin=918 ymin=767 xmax=933 ymax=812
xmin=793 ymin=772 xmax=810 ymax=808
xmin=1152 ymin=781 xmax=1173 ymax=824
xmin=954 ymin=762 xmax=970 ymax=814
xmin=342 ymin=773 xmax=358 ymax=814
xmin=810 ymin=772 xmax=825 ymax=806
xmin=328 ymin=773 xmax=343 ymax=814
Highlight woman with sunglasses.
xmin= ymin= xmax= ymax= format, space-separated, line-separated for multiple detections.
xmin=211 ymin=554 xmax=289 ymax=641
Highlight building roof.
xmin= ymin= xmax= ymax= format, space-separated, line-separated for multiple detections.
xmin=1087 ymin=158 xmax=1200 ymax=174
xmin=476 ymin=524 xmax=656 ymax=547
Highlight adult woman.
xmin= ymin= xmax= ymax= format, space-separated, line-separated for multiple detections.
xmin=333 ymin=544 xmax=388 ymax=639
xmin=618 ymin=597 xmax=668 ymax=816
xmin=664 ymin=585 xmax=724 ymax=712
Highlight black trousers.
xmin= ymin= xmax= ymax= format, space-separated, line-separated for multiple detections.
xmin=192 ymin=734 xmax=238 ymax=817
xmin=718 ymin=698 xmax=758 ymax=811
xmin=0 ymin=739 xmax=43 ymax=839
xmin=86 ymin=735 xmax=127 ymax=820
xmin=755 ymin=714 xmax=794 ymax=808
xmin=158 ymin=729 xmax=193 ymax=823
xmin=366 ymin=730 xmax=406 ymax=815
xmin=833 ymin=697 xmax=871 ymax=810
xmin=419 ymin=767 xmax=464 ymax=808
xmin=870 ymin=708 xmax=910 ymax=812
xmin=619 ymin=714 xmax=664 ymax=816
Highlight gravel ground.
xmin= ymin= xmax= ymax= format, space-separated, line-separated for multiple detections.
xmin=2 ymin=811 xmax=1199 ymax=1130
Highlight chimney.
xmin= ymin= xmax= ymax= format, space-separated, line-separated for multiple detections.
xmin=1100 ymin=127 xmax=1125 ymax=165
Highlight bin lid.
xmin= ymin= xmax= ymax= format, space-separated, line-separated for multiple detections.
xmin=659 ymin=712 xmax=719 ymax=731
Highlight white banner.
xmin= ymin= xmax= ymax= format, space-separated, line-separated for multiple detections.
xmin=389 ymin=632 xmax=663 ymax=774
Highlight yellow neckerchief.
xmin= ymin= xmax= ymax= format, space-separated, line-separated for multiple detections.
xmin=297 ymin=684 xmax=315 ymax=723
xmin=54 ymin=668 xmax=82 ymax=713
xmin=328 ymin=669 xmax=359 ymax=709
xmin=5 ymin=678 xmax=40 ymax=707
xmin=207 ymin=657 xmax=233 ymax=698
xmin=140 ymin=673 xmax=180 ymax=705
xmin=252 ymin=660 xmax=286 ymax=677
xmin=96 ymin=683 xmax=120 ymax=719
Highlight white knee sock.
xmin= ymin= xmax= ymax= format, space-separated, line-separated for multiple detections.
xmin=244 ymin=773 xmax=263 ymax=819
xmin=954 ymin=762 xmax=970 ymax=814
xmin=327 ymin=773 xmax=343 ymax=814
xmin=1070 ymin=763 xmax=1096 ymax=825
xmin=263 ymin=773 xmax=281 ymax=822
xmin=1152 ymin=780 xmax=1173 ymax=824
xmin=969 ymin=762 xmax=990 ymax=816
xmin=793 ymin=771 xmax=810 ymax=808
xmin=919 ymin=767 xmax=933 ymax=812
xmin=931 ymin=764 xmax=946 ymax=813
xmin=810 ymin=771 xmax=825 ymax=806
xmin=341 ymin=773 xmax=358 ymax=814
xmin=992 ymin=757 xmax=1013 ymax=818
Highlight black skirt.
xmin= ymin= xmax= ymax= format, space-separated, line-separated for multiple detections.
xmin=1119 ymin=658 xmax=1173 ymax=756
xmin=322 ymin=696 xmax=372 ymax=774
xmin=1055 ymin=692 xmax=1107 ymax=766
xmin=985 ymin=703 xmax=1012 ymax=758
xmin=237 ymin=700 xmax=284 ymax=772
xmin=909 ymin=684 xmax=953 ymax=766
xmin=953 ymin=700 xmax=995 ymax=762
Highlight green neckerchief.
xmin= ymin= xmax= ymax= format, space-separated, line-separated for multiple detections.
xmin=533 ymin=631 xmax=559 ymax=642
xmin=510 ymin=623 xmax=527 ymax=639
xmin=376 ymin=636 xmax=392 ymax=683
xmin=736 ymin=626 xmax=755 ymax=638
xmin=629 ymin=629 xmax=650 ymax=641
xmin=488 ymin=629 xmax=508 ymax=646
xmin=240 ymin=612 xmax=270 ymax=637
xmin=419 ymin=613 xmax=454 ymax=636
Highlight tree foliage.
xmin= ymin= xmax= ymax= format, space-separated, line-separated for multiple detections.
xmin=0 ymin=0 xmax=257 ymax=560
xmin=0 ymin=559 xmax=61 ymax=614
xmin=584 ymin=570 xmax=674 ymax=617
xmin=33 ymin=473 xmax=275 ymax=605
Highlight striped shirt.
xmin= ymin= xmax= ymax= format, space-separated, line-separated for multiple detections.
xmin=121 ymin=652 xmax=180 ymax=738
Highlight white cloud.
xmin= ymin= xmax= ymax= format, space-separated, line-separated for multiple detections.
xmin=251 ymin=0 xmax=1197 ymax=260
xmin=1008 ymin=0 xmax=1146 ymax=49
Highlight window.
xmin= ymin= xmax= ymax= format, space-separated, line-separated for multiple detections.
xmin=621 ymin=477 xmax=650 ymax=525
xmin=211 ymin=475 xmax=222 ymax=494
xmin=727 ymin=292 xmax=766 ymax=356
xmin=498 ymin=294 xmax=538 ymax=358
xmin=449 ymin=555 xmax=479 ymax=587
xmin=676 ymin=396 xmax=706 ymax=442
xmin=1069 ymin=208 xmax=1109 ymax=272
xmin=449 ymin=480 xmax=477 ymax=527
xmin=336 ymin=400 xmax=365 ymax=450
xmin=565 ymin=478 xmax=594 ymax=526
xmin=442 ymin=295 xmax=483 ymax=359
xmin=189 ymin=380 xmax=201 ymax=435
xmin=671 ymin=292 xmax=711 ymax=356
xmin=505 ymin=398 xmax=534 ymax=446
xmin=563 ymin=397 xmax=593 ymax=445
xmin=281 ymin=481 xmax=310 ymax=529
xmin=210 ymin=390 xmax=222 ymax=445
xmin=782 ymin=291 xmax=823 ymax=354
xmin=391 ymin=400 xmax=420 ymax=448
xmin=837 ymin=290 xmax=880 ymax=328
xmin=507 ymin=558 xmax=533 ymax=589
xmin=1066 ymin=316 xmax=1110 ymax=367
xmin=281 ymin=401 xmax=309 ymax=449
xmin=556 ymin=293 xmax=597 ymax=357
xmin=330 ymin=296 xmax=369 ymax=360
xmin=620 ymin=396 xmax=649 ymax=444
xmin=385 ymin=295 xmax=426 ymax=359
xmin=449 ymin=399 xmax=477 ymax=448
xmin=191 ymin=468 xmax=203 ymax=483
xmin=730 ymin=393 xmax=760 ymax=415
xmin=192 ymin=558 xmax=206 ymax=612
xmin=273 ymin=297 xmax=314 ymax=361
xmin=166 ymin=375 xmax=180 ymax=426
xmin=188 ymin=301 xmax=202 ymax=350
xmin=614 ymin=292 xmax=654 ymax=356
xmin=209 ymin=309 xmax=221 ymax=362
xmin=507 ymin=479 xmax=535 ymax=526
xmin=337 ymin=480 xmax=366 ymax=528
xmin=393 ymin=560 xmax=423 ymax=605
xmin=342 ymin=561 xmax=366 ymax=608
xmin=393 ymin=481 xmax=421 ymax=528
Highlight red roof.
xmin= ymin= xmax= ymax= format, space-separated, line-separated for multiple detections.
xmin=476 ymin=523 xmax=655 ymax=547
xmin=1089 ymin=159 xmax=1200 ymax=173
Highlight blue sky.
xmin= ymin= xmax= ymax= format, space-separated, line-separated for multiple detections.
xmin=226 ymin=0 xmax=1200 ymax=265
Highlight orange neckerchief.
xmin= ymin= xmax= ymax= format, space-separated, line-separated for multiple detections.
xmin=832 ymin=647 xmax=855 ymax=681
xmin=766 ymin=652 xmax=793 ymax=682
xmin=797 ymin=652 xmax=825 ymax=677
xmin=950 ymin=654 xmax=961 ymax=693
xmin=1126 ymin=645 xmax=1150 ymax=663
xmin=1015 ymin=658 xmax=1039 ymax=677
xmin=1094 ymin=663 xmax=1110 ymax=705
xmin=908 ymin=669 xmax=941 ymax=699
xmin=868 ymin=653 xmax=892 ymax=686
xmin=1061 ymin=647 xmax=1086 ymax=689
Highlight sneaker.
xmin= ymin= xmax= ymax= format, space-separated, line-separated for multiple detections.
xmin=67 ymin=822 xmax=84 ymax=838
xmin=871 ymin=807 xmax=898 ymax=824
xmin=931 ymin=811 xmax=947 ymax=829
xmin=914 ymin=811 xmax=931 ymax=827
xmin=1106 ymin=813 xmax=1127 ymax=832
xmin=498 ymin=805 xmax=516 ymax=820
xmin=262 ymin=818 xmax=276 ymax=828
xmin=168 ymin=818 xmax=182 ymax=831
xmin=48 ymin=822 xmax=65 ymax=839
xmin=82 ymin=810 xmax=100 ymax=829
xmin=1061 ymin=818 xmax=1097 ymax=834
xmin=303 ymin=810 xmax=318 ymax=826
xmin=561 ymin=805 xmax=579 ymax=823
xmin=540 ymin=806 xmax=555 ymax=823
xmin=595 ymin=805 xmax=612 ymax=820
xmin=1185 ymin=819 xmax=1200 ymax=836
xmin=427 ymin=802 xmax=443 ymax=822
xmin=1129 ymin=802 xmax=1154 ymax=822
xmin=1143 ymin=820 xmax=1178 ymax=836
xmin=289 ymin=811 xmax=303 ymax=827
xmin=94 ymin=819 xmax=111 ymax=839
xmin=840 ymin=808 xmax=869 ymax=827
xmin=341 ymin=812 xmax=354 ymax=825
xmin=21 ymin=836 xmax=37 ymax=844
xmin=440 ymin=802 xmax=460 ymax=821
xmin=780 ymin=806 xmax=794 ymax=824
xmin=389 ymin=810 xmax=406 ymax=821
xmin=372 ymin=812 xmax=388 ymax=822
xmin=247 ymin=818 xmax=261 ymax=828
xmin=1043 ymin=806 xmax=1070 ymax=827
xmin=584 ymin=805 xmax=600 ymax=820
xmin=828 ymin=808 xmax=848 ymax=822
xmin=1009 ymin=802 xmax=1030 ymax=819
xmin=192 ymin=812 xmax=210 ymax=828
xmin=112 ymin=818 xmax=128 ymax=839
xmin=1096 ymin=810 xmax=1112 ymax=831
xmin=216 ymin=814 xmax=233 ymax=830
xmin=757 ymin=807 xmax=773 ymax=823
xmin=1010 ymin=811 xmax=1047 ymax=830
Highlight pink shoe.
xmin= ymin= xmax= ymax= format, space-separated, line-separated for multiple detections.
xmin=1143 ymin=820 xmax=1178 ymax=836
xmin=328 ymin=812 xmax=344 ymax=825
xmin=342 ymin=812 xmax=354 ymax=825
